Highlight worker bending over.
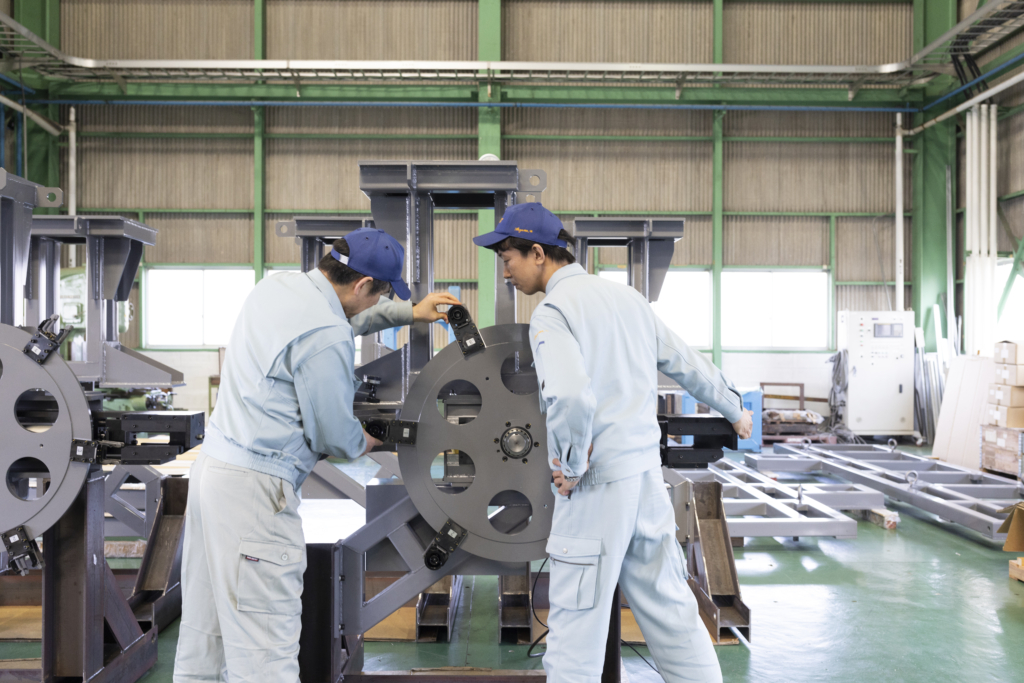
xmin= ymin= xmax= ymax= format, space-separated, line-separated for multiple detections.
xmin=474 ymin=204 xmax=753 ymax=683
xmin=174 ymin=228 xmax=459 ymax=682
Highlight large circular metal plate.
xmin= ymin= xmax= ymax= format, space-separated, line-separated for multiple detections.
xmin=398 ymin=324 xmax=554 ymax=562
xmin=0 ymin=324 xmax=91 ymax=539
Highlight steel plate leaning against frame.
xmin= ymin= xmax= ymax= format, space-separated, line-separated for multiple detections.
xmin=397 ymin=324 xmax=553 ymax=563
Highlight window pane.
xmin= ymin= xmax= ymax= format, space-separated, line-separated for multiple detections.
xmin=597 ymin=270 xmax=712 ymax=348
xmin=146 ymin=270 xmax=204 ymax=346
xmin=202 ymin=270 xmax=256 ymax=346
xmin=722 ymin=271 xmax=828 ymax=349
xmin=996 ymin=262 xmax=1024 ymax=342
xmin=722 ymin=272 xmax=772 ymax=348
xmin=771 ymin=272 xmax=829 ymax=348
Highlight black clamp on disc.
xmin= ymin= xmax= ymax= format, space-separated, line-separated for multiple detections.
xmin=23 ymin=314 xmax=72 ymax=364
xmin=2 ymin=526 xmax=44 ymax=576
xmin=447 ymin=305 xmax=484 ymax=357
xmin=423 ymin=518 xmax=467 ymax=570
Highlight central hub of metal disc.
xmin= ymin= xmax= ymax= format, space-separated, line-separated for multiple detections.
xmin=501 ymin=427 xmax=532 ymax=459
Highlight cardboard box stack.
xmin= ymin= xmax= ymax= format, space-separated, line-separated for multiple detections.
xmin=982 ymin=341 xmax=1024 ymax=477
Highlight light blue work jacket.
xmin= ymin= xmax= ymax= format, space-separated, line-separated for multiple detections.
xmin=529 ymin=264 xmax=743 ymax=485
xmin=203 ymin=269 xmax=413 ymax=489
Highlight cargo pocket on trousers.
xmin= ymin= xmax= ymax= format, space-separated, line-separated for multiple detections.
xmin=546 ymin=533 xmax=601 ymax=611
xmin=236 ymin=540 xmax=304 ymax=615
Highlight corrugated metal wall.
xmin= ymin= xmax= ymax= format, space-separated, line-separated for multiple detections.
xmin=267 ymin=0 xmax=476 ymax=60
xmin=724 ymin=2 xmax=912 ymax=65
xmin=61 ymin=0 xmax=253 ymax=59
xmin=835 ymin=217 xmax=913 ymax=282
xmin=724 ymin=216 xmax=828 ymax=267
xmin=145 ymin=214 xmax=253 ymax=264
xmin=502 ymin=0 xmax=713 ymax=62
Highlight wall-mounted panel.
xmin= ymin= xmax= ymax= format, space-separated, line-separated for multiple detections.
xmin=62 ymin=0 xmax=253 ymax=59
xmin=724 ymin=215 xmax=828 ymax=266
xmin=73 ymin=105 xmax=254 ymax=134
xmin=835 ymin=216 xmax=913 ymax=282
xmin=503 ymin=108 xmax=711 ymax=137
xmin=724 ymin=111 xmax=894 ymax=138
xmin=723 ymin=2 xmax=912 ymax=65
xmin=266 ymin=107 xmax=476 ymax=136
xmin=724 ymin=142 xmax=908 ymax=213
xmin=267 ymin=0 xmax=476 ymax=60
xmin=265 ymin=139 xmax=476 ymax=211
xmin=145 ymin=213 xmax=253 ymax=264
xmin=503 ymin=140 xmax=712 ymax=212
xmin=503 ymin=0 xmax=712 ymax=62
xmin=75 ymin=138 xmax=254 ymax=210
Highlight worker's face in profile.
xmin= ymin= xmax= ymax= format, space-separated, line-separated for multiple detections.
xmin=498 ymin=245 xmax=545 ymax=295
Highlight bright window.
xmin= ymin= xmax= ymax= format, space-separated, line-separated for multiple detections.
xmin=145 ymin=269 xmax=255 ymax=347
xmin=721 ymin=270 xmax=829 ymax=349
xmin=996 ymin=260 xmax=1024 ymax=342
xmin=598 ymin=269 xmax=712 ymax=348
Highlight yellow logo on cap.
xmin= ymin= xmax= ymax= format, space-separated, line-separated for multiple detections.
xmin=513 ymin=227 xmax=533 ymax=234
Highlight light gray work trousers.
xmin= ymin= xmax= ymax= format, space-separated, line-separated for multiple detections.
xmin=543 ymin=467 xmax=722 ymax=683
xmin=173 ymin=452 xmax=306 ymax=683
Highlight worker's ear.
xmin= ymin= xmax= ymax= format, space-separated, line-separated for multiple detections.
xmin=531 ymin=243 xmax=545 ymax=264
xmin=353 ymin=276 xmax=375 ymax=298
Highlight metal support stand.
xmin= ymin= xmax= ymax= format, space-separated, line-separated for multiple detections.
xmin=3 ymin=468 xmax=158 ymax=682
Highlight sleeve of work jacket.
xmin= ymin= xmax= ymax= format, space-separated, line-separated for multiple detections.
xmin=530 ymin=307 xmax=597 ymax=478
xmin=349 ymin=298 xmax=414 ymax=337
xmin=293 ymin=330 xmax=366 ymax=461
xmin=654 ymin=314 xmax=745 ymax=424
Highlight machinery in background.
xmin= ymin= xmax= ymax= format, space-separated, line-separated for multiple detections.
xmin=0 ymin=171 xmax=202 ymax=683
xmin=837 ymin=310 xmax=917 ymax=436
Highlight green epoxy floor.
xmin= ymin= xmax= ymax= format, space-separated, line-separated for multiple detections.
xmin=5 ymin=467 xmax=1024 ymax=682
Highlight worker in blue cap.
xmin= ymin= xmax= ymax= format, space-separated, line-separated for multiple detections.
xmin=475 ymin=203 xmax=753 ymax=683
xmin=174 ymin=228 xmax=460 ymax=683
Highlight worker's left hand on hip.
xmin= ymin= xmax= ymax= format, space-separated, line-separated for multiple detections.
xmin=732 ymin=409 xmax=754 ymax=440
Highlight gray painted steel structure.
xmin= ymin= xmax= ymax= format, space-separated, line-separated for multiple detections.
xmin=745 ymin=443 xmax=1023 ymax=541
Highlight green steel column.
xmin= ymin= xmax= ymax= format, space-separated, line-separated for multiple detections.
xmin=912 ymin=0 xmax=958 ymax=351
xmin=713 ymin=0 xmax=724 ymax=65
xmin=254 ymin=106 xmax=266 ymax=282
xmin=712 ymin=111 xmax=724 ymax=367
xmin=255 ymin=0 xmax=267 ymax=60
xmin=476 ymin=0 xmax=501 ymax=327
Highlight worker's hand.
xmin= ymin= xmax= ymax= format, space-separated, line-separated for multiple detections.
xmin=362 ymin=430 xmax=383 ymax=456
xmin=731 ymin=409 xmax=754 ymax=441
xmin=550 ymin=459 xmax=580 ymax=497
xmin=413 ymin=292 xmax=463 ymax=324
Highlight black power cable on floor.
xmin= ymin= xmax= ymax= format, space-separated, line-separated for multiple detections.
xmin=525 ymin=559 xmax=658 ymax=673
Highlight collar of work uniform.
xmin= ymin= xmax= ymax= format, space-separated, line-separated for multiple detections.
xmin=544 ymin=263 xmax=587 ymax=294
xmin=307 ymin=268 xmax=348 ymax=321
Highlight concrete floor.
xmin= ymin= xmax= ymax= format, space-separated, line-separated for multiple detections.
xmin=4 ymin=459 xmax=1024 ymax=682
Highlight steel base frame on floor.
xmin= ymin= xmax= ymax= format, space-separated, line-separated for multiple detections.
xmin=667 ymin=460 xmax=884 ymax=542
xmin=745 ymin=443 xmax=1023 ymax=541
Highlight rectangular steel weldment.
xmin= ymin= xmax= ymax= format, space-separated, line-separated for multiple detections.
xmin=358 ymin=160 xmax=546 ymax=196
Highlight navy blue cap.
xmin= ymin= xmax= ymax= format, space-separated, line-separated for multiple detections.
xmin=472 ymin=203 xmax=566 ymax=249
xmin=331 ymin=228 xmax=411 ymax=300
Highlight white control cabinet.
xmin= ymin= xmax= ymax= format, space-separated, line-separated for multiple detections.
xmin=837 ymin=310 xmax=917 ymax=436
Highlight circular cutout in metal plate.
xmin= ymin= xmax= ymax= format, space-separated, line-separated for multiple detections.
xmin=0 ymin=324 xmax=91 ymax=539
xmin=398 ymin=325 xmax=554 ymax=563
